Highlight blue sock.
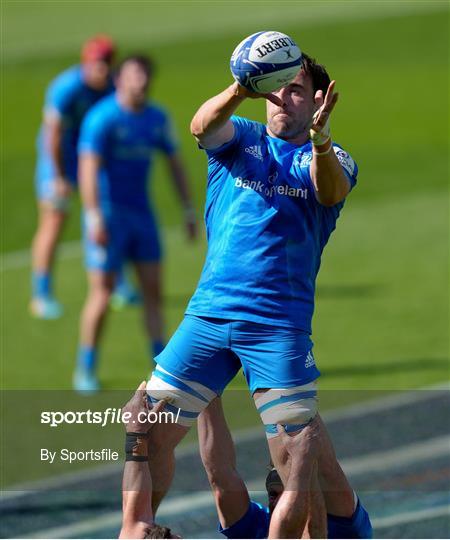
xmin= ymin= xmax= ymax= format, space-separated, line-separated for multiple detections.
xmin=32 ymin=271 xmax=51 ymax=299
xmin=151 ymin=340 xmax=165 ymax=359
xmin=77 ymin=345 xmax=98 ymax=372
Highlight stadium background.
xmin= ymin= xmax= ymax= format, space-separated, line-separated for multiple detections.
xmin=1 ymin=0 xmax=449 ymax=537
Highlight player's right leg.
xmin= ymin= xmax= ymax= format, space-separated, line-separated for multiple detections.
xmin=30 ymin=167 xmax=72 ymax=319
xmin=146 ymin=316 xmax=241 ymax=514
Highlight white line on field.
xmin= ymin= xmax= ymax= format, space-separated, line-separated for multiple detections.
xmin=2 ymin=382 xmax=447 ymax=500
xmin=22 ymin=433 xmax=450 ymax=539
xmin=371 ymin=504 xmax=450 ymax=529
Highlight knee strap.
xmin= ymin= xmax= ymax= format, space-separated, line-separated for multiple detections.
xmin=147 ymin=366 xmax=217 ymax=427
xmin=255 ymin=382 xmax=318 ymax=439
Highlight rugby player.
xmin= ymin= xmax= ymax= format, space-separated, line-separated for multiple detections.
xmin=198 ymin=398 xmax=373 ymax=538
xmin=31 ymin=35 xmax=116 ymax=319
xmin=75 ymin=55 xmax=196 ymax=392
xmin=146 ymin=52 xmax=358 ymax=518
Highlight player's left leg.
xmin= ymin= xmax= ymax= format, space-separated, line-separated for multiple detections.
xmin=129 ymin=210 xmax=165 ymax=361
xmin=134 ymin=261 xmax=165 ymax=361
xmin=74 ymin=269 xmax=116 ymax=392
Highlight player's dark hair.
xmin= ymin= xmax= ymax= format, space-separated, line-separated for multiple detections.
xmin=301 ymin=53 xmax=331 ymax=95
xmin=144 ymin=523 xmax=173 ymax=538
xmin=265 ymin=467 xmax=282 ymax=491
xmin=117 ymin=54 xmax=154 ymax=78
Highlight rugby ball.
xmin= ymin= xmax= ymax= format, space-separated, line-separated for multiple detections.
xmin=230 ymin=31 xmax=302 ymax=93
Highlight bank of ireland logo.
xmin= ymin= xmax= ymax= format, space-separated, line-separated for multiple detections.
xmin=245 ymin=145 xmax=263 ymax=161
xmin=297 ymin=152 xmax=312 ymax=167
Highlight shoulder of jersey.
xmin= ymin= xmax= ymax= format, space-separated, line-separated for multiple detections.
xmin=49 ymin=65 xmax=83 ymax=94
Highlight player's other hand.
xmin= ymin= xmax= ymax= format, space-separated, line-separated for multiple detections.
xmin=122 ymin=381 xmax=166 ymax=434
xmin=54 ymin=177 xmax=73 ymax=199
xmin=277 ymin=415 xmax=322 ymax=461
xmin=311 ymin=80 xmax=339 ymax=133
xmin=86 ymin=208 xmax=108 ymax=246
xmin=230 ymin=81 xmax=283 ymax=107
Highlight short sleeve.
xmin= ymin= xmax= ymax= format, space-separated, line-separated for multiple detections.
xmin=155 ymin=112 xmax=179 ymax=155
xmin=78 ymin=107 xmax=109 ymax=157
xmin=219 ymin=501 xmax=270 ymax=539
xmin=204 ymin=115 xmax=262 ymax=157
xmin=297 ymin=143 xmax=358 ymax=197
xmin=44 ymin=70 xmax=79 ymax=121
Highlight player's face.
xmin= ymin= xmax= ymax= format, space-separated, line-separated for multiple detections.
xmin=84 ymin=60 xmax=111 ymax=90
xmin=267 ymin=483 xmax=283 ymax=514
xmin=116 ymin=62 xmax=150 ymax=107
xmin=266 ymin=69 xmax=316 ymax=142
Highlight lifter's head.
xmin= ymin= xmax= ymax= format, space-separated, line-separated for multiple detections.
xmin=265 ymin=467 xmax=284 ymax=514
xmin=144 ymin=523 xmax=180 ymax=538
xmin=81 ymin=35 xmax=115 ymax=90
xmin=266 ymin=53 xmax=331 ymax=145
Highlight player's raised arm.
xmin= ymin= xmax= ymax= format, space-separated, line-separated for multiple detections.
xmin=120 ymin=383 xmax=173 ymax=539
xmin=190 ymin=83 xmax=281 ymax=150
xmin=310 ymin=80 xmax=351 ymax=206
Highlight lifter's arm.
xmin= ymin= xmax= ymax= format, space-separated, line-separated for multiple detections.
xmin=190 ymin=83 xmax=281 ymax=149
xmin=268 ymin=419 xmax=327 ymax=539
xmin=45 ymin=116 xmax=72 ymax=198
xmin=198 ymin=397 xmax=250 ymax=528
xmin=120 ymin=382 xmax=166 ymax=539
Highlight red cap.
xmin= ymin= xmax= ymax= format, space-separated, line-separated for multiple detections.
xmin=81 ymin=35 xmax=116 ymax=64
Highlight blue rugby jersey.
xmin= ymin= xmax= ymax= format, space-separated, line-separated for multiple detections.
xmin=186 ymin=115 xmax=358 ymax=333
xmin=78 ymin=93 xmax=178 ymax=212
xmin=37 ymin=65 xmax=114 ymax=180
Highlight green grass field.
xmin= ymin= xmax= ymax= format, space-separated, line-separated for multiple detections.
xmin=1 ymin=2 xmax=449 ymax=396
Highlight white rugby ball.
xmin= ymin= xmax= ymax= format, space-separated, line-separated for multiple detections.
xmin=230 ymin=30 xmax=302 ymax=93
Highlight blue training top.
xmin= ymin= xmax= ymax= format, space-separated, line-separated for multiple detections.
xmin=37 ymin=65 xmax=114 ymax=181
xmin=78 ymin=93 xmax=178 ymax=212
xmin=186 ymin=115 xmax=358 ymax=333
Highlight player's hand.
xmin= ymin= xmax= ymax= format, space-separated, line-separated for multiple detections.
xmin=310 ymin=80 xmax=339 ymax=146
xmin=184 ymin=206 xmax=197 ymax=241
xmin=122 ymin=381 xmax=166 ymax=434
xmin=48 ymin=177 xmax=72 ymax=211
xmin=86 ymin=208 xmax=108 ymax=246
xmin=230 ymin=82 xmax=283 ymax=107
xmin=276 ymin=416 xmax=321 ymax=461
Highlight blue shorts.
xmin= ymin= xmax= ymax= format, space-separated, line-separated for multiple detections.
xmin=35 ymin=151 xmax=77 ymax=202
xmin=155 ymin=314 xmax=321 ymax=395
xmin=84 ymin=207 xmax=162 ymax=272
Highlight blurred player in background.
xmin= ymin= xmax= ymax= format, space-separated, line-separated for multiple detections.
xmin=30 ymin=35 xmax=116 ymax=319
xmin=198 ymin=398 xmax=372 ymax=538
xmin=75 ymin=54 xmax=196 ymax=392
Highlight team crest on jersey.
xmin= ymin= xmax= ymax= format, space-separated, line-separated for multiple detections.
xmin=296 ymin=152 xmax=312 ymax=167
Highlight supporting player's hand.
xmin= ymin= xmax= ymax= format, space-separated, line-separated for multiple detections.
xmin=122 ymin=381 xmax=166 ymax=434
xmin=277 ymin=416 xmax=321 ymax=462
xmin=310 ymin=80 xmax=339 ymax=145
xmin=230 ymin=81 xmax=283 ymax=107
